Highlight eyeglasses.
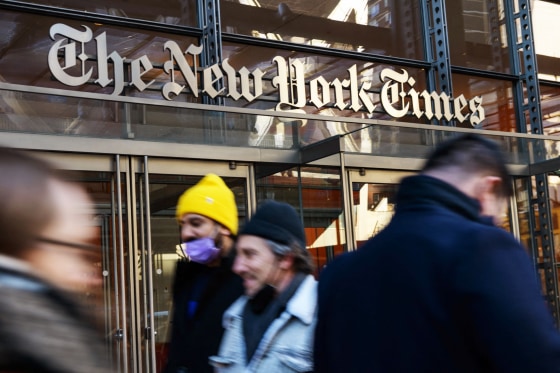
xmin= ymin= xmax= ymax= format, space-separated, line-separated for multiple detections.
xmin=36 ymin=236 xmax=99 ymax=252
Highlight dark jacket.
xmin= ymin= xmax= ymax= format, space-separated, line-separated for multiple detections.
xmin=314 ymin=174 xmax=560 ymax=373
xmin=0 ymin=257 xmax=111 ymax=373
xmin=164 ymin=254 xmax=244 ymax=373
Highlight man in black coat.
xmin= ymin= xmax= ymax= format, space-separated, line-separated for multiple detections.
xmin=164 ymin=174 xmax=244 ymax=373
xmin=314 ymin=133 xmax=560 ymax=372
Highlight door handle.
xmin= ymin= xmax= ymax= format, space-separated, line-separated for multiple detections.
xmin=114 ymin=328 xmax=124 ymax=340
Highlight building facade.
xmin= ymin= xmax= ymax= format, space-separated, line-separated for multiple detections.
xmin=1 ymin=0 xmax=560 ymax=371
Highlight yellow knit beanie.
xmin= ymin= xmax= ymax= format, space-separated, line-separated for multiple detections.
xmin=175 ymin=173 xmax=238 ymax=235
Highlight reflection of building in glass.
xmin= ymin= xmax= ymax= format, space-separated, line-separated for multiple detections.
xmin=354 ymin=183 xmax=398 ymax=244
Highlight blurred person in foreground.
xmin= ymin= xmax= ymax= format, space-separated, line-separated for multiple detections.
xmin=164 ymin=174 xmax=244 ymax=373
xmin=210 ymin=200 xmax=317 ymax=373
xmin=0 ymin=146 xmax=111 ymax=373
xmin=314 ymin=133 xmax=560 ymax=372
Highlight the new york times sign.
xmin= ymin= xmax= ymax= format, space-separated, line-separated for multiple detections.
xmin=48 ymin=23 xmax=485 ymax=126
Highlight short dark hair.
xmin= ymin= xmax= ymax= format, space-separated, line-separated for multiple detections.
xmin=422 ymin=133 xmax=513 ymax=198
xmin=0 ymin=147 xmax=61 ymax=256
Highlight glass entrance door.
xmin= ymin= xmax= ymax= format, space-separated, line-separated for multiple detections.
xmin=130 ymin=157 xmax=249 ymax=373
xmin=29 ymin=152 xmax=129 ymax=371
xmin=30 ymin=151 xmax=250 ymax=373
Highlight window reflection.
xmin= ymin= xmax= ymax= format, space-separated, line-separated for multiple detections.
xmin=544 ymin=174 xmax=560 ymax=299
xmin=254 ymin=166 xmax=344 ymax=277
xmin=446 ymin=0 xmax=510 ymax=73
xmin=532 ymin=0 xmax=560 ymax=82
xmin=22 ymin=0 xmax=198 ymax=27
xmin=352 ymin=182 xmax=399 ymax=248
xmin=221 ymin=0 xmax=424 ymax=59
xmin=222 ymin=41 xmax=430 ymax=146
xmin=541 ymin=84 xmax=560 ymax=137
xmin=452 ymin=73 xmax=515 ymax=131
xmin=0 ymin=10 xmax=200 ymax=94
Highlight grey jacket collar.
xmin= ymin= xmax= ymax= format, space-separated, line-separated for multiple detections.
xmin=224 ymin=274 xmax=317 ymax=326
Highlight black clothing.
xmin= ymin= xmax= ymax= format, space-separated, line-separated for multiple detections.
xmin=164 ymin=254 xmax=243 ymax=373
xmin=314 ymin=175 xmax=560 ymax=372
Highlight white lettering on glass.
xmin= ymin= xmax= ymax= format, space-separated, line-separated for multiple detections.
xmin=48 ymin=23 xmax=485 ymax=126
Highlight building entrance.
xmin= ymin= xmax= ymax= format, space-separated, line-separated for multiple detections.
xmin=32 ymin=151 xmax=250 ymax=373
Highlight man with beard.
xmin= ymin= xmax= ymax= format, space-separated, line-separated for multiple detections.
xmin=210 ymin=200 xmax=316 ymax=373
xmin=164 ymin=174 xmax=244 ymax=373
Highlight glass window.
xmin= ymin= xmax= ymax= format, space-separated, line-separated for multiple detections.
xmin=0 ymin=10 xmax=200 ymax=97
xmin=221 ymin=42 xmax=435 ymax=148
xmin=514 ymin=177 xmax=532 ymax=252
xmin=541 ymin=84 xmax=560 ymax=137
xmin=352 ymin=182 xmax=399 ymax=248
xmin=254 ymin=166 xmax=345 ymax=277
xmin=544 ymin=174 xmax=560 ymax=302
xmin=20 ymin=0 xmax=198 ymax=27
xmin=446 ymin=0 xmax=511 ymax=73
xmin=221 ymin=0 xmax=424 ymax=60
xmin=0 ymin=90 xmax=291 ymax=148
xmin=221 ymin=42 xmax=430 ymax=120
xmin=532 ymin=1 xmax=560 ymax=82
xmin=452 ymin=73 xmax=515 ymax=131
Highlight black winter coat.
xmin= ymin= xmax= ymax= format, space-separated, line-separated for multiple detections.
xmin=164 ymin=254 xmax=243 ymax=373
xmin=314 ymin=175 xmax=560 ymax=373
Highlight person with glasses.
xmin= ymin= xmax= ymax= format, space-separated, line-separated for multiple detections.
xmin=0 ymin=146 xmax=111 ymax=373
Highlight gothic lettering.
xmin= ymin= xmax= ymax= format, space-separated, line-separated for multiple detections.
xmin=309 ymin=76 xmax=330 ymax=108
xmin=380 ymin=69 xmax=410 ymax=118
xmin=272 ymin=57 xmax=307 ymax=110
xmin=469 ymin=96 xmax=485 ymax=126
xmin=130 ymin=55 xmax=154 ymax=92
xmin=95 ymin=32 xmax=125 ymax=95
xmin=48 ymin=23 xmax=94 ymax=86
xmin=162 ymin=42 xmax=202 ymax=99
xmin=47 ymin=23 xmax=485 ymax=126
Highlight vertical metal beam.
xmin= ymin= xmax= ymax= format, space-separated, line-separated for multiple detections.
xmin=505 ymin=0 xmax=559 ymax=323
xmin=419 ymin=0 xmax=436 ymax=91
xmin=142 ymin=156 xmax=156 ymax=373
xmin=198 ymin=0 xmax=226 ymax=144
xmin=340 ymin=151 xmax=355 ymax=251
xmin=115 ymin=155 xmax=129 ymax=373
xmin=422 ymin=0 xmax=454 ymax=126
xmin=127 ymin=157 xmax=141 ymax=372
xmin=247 ymin=163 xmax=257 ymax=220
xmin=504 ymin=0 xmax=544 ymax=135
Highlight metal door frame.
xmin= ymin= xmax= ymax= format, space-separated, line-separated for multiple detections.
xmin=128 ymin=156 xmax=253 ymax=372
xmin=28 ymin=151 xmax=254 ymax=373
xmin=29 ymin=151 xmax=131 ymax=371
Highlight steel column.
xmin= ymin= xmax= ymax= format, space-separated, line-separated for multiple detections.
xmin=422 ymin=0 xmax=454 ymax=126
xmin=505 ymin=0 xmax=559 ymax=323
xmin=198 ymin=0 xmax=226 ymax=143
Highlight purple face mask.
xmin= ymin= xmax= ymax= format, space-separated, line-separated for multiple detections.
xmin=179 ymin=237 xmax=220 ymax=264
